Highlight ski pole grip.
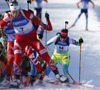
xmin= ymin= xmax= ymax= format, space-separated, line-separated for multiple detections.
xmin=65 ymin=21 xmax=68 ymax=29
xmin=65 ymin=21 xmax=68 ymax=24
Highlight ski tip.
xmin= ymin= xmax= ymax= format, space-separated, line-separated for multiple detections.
xmin=74 ymin=82 xmax=95 ymax=88
xmin=84 ymin=84 xmax=96 ymax=88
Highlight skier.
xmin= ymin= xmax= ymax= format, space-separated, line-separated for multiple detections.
xmin=0 ymin=12 xmax=49 ymax=86
xmin=30 ymin=0 xmax=48 ymax=20
xmin=0 ymin=1 xmax=67 ymax=88
xmin=71 ymin=0 xmax=95 ymax=31
xmin=0 ymin=22 xmax=43 ymax=86
xmin=46 ymin=29 xmax=83 ymax=81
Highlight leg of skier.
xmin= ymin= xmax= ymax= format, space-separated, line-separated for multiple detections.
xmin=71 ymin=9 xmax=83 ymax=27
xmin=30 ymin=62 xmax=37 ymax=86
xmin=62 ymin=55 xmax=70 ymax=82
xmin=46 ymin=63 xmax=57 ymax=76
xmin=0 ymin=41 xmax=14 ymax=86
xmin=30 ymin=40 xmax=68 ymax=82
xmin=25 ymin=46 xmax=43 ymax=73
xmin=9 ymin=40 xmax=25 ymax=88
xmin=25 ymin=46 xmax=38 ymax=86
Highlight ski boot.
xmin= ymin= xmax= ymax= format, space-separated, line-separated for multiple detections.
xmin=0 ymin=74 xmax=5 ymax=83
xmin=66 ymin=78 xmax=69 ymax=83
xmin=0 ymin=74 xmax=10 ymax=86
xmin=9 ymin=75 xmax=21 ymax=88
xmin=53 ymin=69 xmax=68 ymax=83
xmin=38 ymin=70 xmax=45 ymax=84
xmin=30 ymin=75 xmax=36 ymax=86
xmin=86 ymin=27 xmax=88 ymax=31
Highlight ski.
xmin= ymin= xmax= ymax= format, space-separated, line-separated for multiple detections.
xmin=35 ymin=83 xmax=45 ymax=87
xmin=0 ymin=86 xmax=26 ymax=90
xmin=45 ymin=80 xmax=95 ymax=88
xmin=35 ymin=80 xmax=45 ymax=87
xmin=45 ymin=80 xmax=72 ymax=87
xmin=73 ymin=82 xmax=95 ymax=88
xmin=0 ymin=86 xmax=9 ymax=90
xmin=0 ymin=84 xmax=26 ymax=90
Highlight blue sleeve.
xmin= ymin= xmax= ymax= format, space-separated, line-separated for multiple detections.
xmin=72 ymin=39 xmax=80 ymax=46
xmin=46 ymin=42 xmax=53 ymax=46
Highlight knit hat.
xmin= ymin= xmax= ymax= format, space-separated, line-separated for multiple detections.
xmin=9 ymin=1 xmax=20 ymax=11
xmin=60 ymin=29 xmax=68 ymax=39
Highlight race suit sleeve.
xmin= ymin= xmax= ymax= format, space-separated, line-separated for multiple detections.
xmin=69 ymin=37 xmax=80 ymax=46
xmin=46 ymin=35 xmax=59 ymax=46
xmin=76 ymin=0 xmax=81 ymax=8
xmin=89 ymin=0 xmax=95 ymax=8
xmin=23 ymin=10 xmax=34 ymax=20
xmin=0 ymin=14 xmax=11 ymax=30
xmin=23 ymin=10 xmax=52 ymax=38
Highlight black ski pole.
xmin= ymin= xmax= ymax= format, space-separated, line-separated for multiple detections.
xmin=27 ymin=0 xmax=31 ymax=10
xmin=65 ymin=21 xmax=76 ymax=82
xmin=5 ymin=0 xmax=9 ymax=7
xmin=67 ymin=72 xmax=76 ymax=83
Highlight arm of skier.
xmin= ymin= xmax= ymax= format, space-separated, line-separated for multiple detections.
xmin=0 ymin=13 xmax=11 ymax=30
xmin=46 ymin=35 xmax=59 ymax=46
xmin=76 ymin=0 xmax=81 ymax=8
xmin=90 ymin=0 xmax=95 ymax=8
xmin=69 ymin=37 xmax=83 ymax=46
xmin=43 ymin=12 xmax=52 ymax=31
xmin=31 ymin=0 xmax=35 ymax=3
xmin=44 ymin=0 xmax=48 ymax=3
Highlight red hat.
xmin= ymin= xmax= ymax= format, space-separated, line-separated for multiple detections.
xmin=60 ymin=29 xmax=68 ymax=39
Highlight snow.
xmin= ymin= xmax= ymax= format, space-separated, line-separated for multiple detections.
xmin=0 ymin=0 xmax=100 ymax=90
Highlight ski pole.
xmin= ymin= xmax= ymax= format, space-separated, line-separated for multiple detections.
xmin=27 ymin=0 xmax=31 ymax=10
xmin=45 ymin=11 xmax=47 ymax=43
xmin=45 ymin=1 xmax=48 ymax=43
xmin=41 ymin=39 xmax=76 ymax=83
xmin=5 ymin=0 xmax=9 ymax=7
xmin=79 ymin=43 xmax=82 ymax=83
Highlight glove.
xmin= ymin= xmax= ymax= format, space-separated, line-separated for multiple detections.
xmin=27 ymin=0 xmax=31 ymax=4
xmin=38 ymin=34 xmax=43 ymax=39
xmin=28 ymin=9 xmax=33 ymax=13
xmin=79 ymin=37 xmax=83 ymax=44
xmin=45 ymin=12 xmax=49 ymax=20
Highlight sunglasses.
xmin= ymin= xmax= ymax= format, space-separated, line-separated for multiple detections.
xmin=9 ymin=2 xmax=18 ymax=6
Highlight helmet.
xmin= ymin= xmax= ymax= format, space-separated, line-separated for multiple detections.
xmin=60 ymin=29 xmax=68 ymax=39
